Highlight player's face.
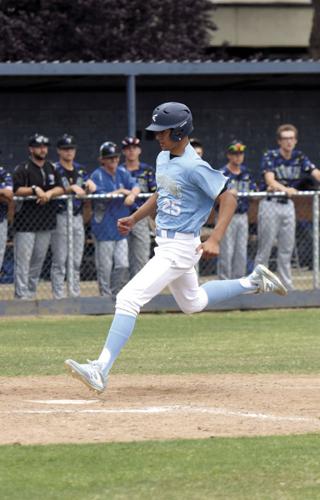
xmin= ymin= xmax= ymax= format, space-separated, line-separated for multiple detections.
xmin=155 ymin=129 xmax=177 ymax=151
xmin=58 ymin=148 xmax=76 ymax=162
xmin=193 ymin=146 xmax=204 ymax=158
xmin=29 ymin=145 xmax=48 ymax=161
xmin=100 ymin=156 xmax=120 ymax=174
xmin=228 ymin=152 xmax=244 ymax=166
xmin=123 ymin=145 xmax=141 ymax=161
xmin=278 ymin=132 xmax=297 ymax=153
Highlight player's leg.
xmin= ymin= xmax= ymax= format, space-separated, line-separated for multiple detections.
xmin=128 ymin=218 xmax=151 ymax=279
xmin=14 ymin=231 xmax=34 ymax=299
xmin=93 ymin=238 xmax=114 ymax=297
xmin=0 ymin=219 xmax=8 ymax=273
xmin=71 ymin=214 xmax=85 ymax=297
xmin=277 ymin=202 xmax=295 ymax=290
xmin=111 ymin=238 xmax=129 ymax=296
xmin=65 ymin=246 xmax=189 ymax=391
xmin=233 ymin=213 xmax=249 ymax=278
xmin=217 ymin=219 xmax=235 ymax=279
xmin=51 ymin=213 xmax=67 ymax=299
xmin=28 ymin=230 xmax=51 ymax=297
xmin=254 ymin=199 xmax=278 ymax=267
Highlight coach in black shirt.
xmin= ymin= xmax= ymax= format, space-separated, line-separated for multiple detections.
xmin=13 ymin=134 xmax=64 ymax=299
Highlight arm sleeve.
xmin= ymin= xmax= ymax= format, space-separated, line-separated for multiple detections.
xmin=13 ymin=165 xmax=27 ymax=191
xmin=261 ymin=152 xmax=274 ymax=174
xmin=301 ymin=154 xmax=316 ymax=174
xmin=189 ymin=164 xmax=228 ymax=200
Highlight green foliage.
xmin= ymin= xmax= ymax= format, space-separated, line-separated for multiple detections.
xmin=1 ymin=435 xmax=320 ymax=499
xmin=0 ymin=309 xmax=320 ymax=376
xmin=0 ymin=0 xmax=215 ymax=61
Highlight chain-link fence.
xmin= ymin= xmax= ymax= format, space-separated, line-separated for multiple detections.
xmin=0 ymin=191 xmax=319 ymax=300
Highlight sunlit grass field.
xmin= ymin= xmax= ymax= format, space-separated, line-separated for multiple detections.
xmin=1 ymin=309 xmax=320 ymax=499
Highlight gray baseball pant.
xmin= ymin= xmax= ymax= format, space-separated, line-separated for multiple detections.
xmin=0 ymin=219 xmax=8 ymax=273
xmin=218 ymin=213 xmax=249 ymax=279
xmin=93 ymin=237 xmax=129 ymax=297
xmin=51 ymin=213 xmax=85 ymax=299
xmin=14 ymin=230 xmax=52 ymax=299
xmin=128 ymin=217 xmax=151 ymax=279
xmin=254 ymin=198 xmax=295 ymax=290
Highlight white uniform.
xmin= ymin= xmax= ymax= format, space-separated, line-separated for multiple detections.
xmin=116 ymin=144 xmax=228 ymax=317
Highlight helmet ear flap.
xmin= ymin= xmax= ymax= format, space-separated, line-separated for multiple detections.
xmin=170 ymin=128 xmax=183 ymax=142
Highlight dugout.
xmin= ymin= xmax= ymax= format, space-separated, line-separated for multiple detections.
xmin=0 ymin=60 xmax=320 ymax=180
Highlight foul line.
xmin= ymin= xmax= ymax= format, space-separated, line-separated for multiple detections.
xmin=1 ymin=405 xmax=319 ymax=423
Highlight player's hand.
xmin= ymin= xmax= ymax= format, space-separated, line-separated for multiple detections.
xmin=85 ymin=180 xmax=96 ymax=193
xmin=124 ymin=193 xmax=136 ymax=206
xmin=72 ymin=184 xmax=86 ymax=196
xmin=197 ymin=237 xmax=220 ymax=259
xmin=35 ymin=187 xmax=49 ymax=204
xmin=117 ymin=215 xmax=135 ymax=235
xmin=285 ymin=187 xmax=298 ymax=197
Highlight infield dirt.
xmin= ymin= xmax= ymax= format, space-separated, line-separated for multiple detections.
xmin=1 ymin=374 xmax=320 ymax=445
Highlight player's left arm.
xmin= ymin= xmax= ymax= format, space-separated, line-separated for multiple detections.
xmin=311 ymin=168 xmax=320 ymax=183
xmin=198 ymin=189 xmax=237 ymax=259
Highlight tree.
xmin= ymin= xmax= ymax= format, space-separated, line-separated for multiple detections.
xmin=0 ymin=0 xmax=215 ymax=61
xmin=309 ymin=0 xmax=320 ymax=59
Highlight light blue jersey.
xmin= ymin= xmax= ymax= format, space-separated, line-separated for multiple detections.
xmin=156 ymin=143 xmax=228 ymax=234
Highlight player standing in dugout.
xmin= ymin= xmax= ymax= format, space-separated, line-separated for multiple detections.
xmin=65 ymin=102 xmax=288 ymax=394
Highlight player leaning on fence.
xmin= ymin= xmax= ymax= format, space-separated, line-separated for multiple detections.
xmin=0 ymin=166 xmax=13 ymax=275
xmin=254 ymin=124 xmax=320 ymax=291
xmin=13 ymin=134 xmax=64 ymax=300
xmin=51 ymin=134 xmax=96 ymax=299
xmin=65 ymin=102 xmax=288 ymax=394
xmin=90 ymin=141 xmax=140 ymax=298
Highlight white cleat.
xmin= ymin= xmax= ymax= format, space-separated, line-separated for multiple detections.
xmin=249 ymin=264 xmax=288 ymax=296
xmin=64 ymin=359 xmax=107 ymax=394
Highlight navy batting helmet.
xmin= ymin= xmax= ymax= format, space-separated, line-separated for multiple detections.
xmin=145 ymin=102 xmax=193 ymax=142
xmin=99 ymin=141 xmax=120 ymax=158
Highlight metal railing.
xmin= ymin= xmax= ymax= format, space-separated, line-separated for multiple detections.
xmin=0 ymin=190 xmax=319 ymax=301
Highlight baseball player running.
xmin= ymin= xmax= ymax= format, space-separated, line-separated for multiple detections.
xmin=65 ymin=102 xmax=287 ymax=394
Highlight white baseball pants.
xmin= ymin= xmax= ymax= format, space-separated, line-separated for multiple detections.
xmin=116 ymin=234 xmax=208 ymax=317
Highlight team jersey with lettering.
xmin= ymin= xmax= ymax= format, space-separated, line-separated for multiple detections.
xmin=55 ymin=161 xmax=89 ymax=215
xmin=118 ymin=161 xmax=156 ymax=210
xmin=155 ymin=144 xmax=228 ymax=234
xmin=90 ymin=166 xmax=138 ymax=241
xmin=260 ymin=149 xmax=315 ymax=190
xmin=0 ymin=166 xmax=13 ymax=222
xmin=220 ymin=164 xmax=256 ymax=214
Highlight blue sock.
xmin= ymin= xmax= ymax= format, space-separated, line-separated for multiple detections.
xmin=98 ymin=313 xmax=136 ymax=378
xmin=201 ymin=279 xmax=249 ymax=307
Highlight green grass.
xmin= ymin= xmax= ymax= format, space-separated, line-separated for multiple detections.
xmin=1 ymin=435 xmax=320 ymax=499
xmin=1 ymin=310 xmax=320 ymax=499
xmin=0 ymin=309 xmax=320 ymax=376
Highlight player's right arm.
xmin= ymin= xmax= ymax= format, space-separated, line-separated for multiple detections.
xmin=118 ymin=193 xmax=158 ymax=235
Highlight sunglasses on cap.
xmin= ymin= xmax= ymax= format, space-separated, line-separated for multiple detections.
xmin=228 ymin=143 xmax=246 ymax=153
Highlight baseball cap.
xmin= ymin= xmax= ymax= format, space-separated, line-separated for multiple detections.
xmin=121 ymin=136 xmax=141 ymax=148
xmin=99 ymin=141 xmax=120 ymax=158
xmin=56 ymin=134 xmax=77 ymax=149
xmin=28 ymin=133 xmax=50 ymax=147
xmin=227 ymin=140 xmax=246 ymax=153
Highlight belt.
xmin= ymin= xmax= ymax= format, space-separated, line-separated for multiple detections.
xmin=266 ymin=197 xmax=288 ymax=205
xmin=156 ymin=228 xmax=199 ymax=240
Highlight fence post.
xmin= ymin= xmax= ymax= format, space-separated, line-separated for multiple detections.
xmin=312 ymin=191 xmax=319 ymax=289
xmin=66 ymin=196 xmax=74 ymax=297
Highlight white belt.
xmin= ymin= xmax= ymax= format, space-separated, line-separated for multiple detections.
xmin=156 ymin=228 xmax=198 ymax=240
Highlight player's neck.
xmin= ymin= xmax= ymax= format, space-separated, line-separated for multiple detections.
xmin=169 ymin=138 xmax=189 ymax=156
xmin=227 ymin=162 xmax=241 ymax=174
xmin=126 ymin=159 xmax=140 ymax=171
xmin=279 ymin=148 xmax=293 ymax=160
xmin=59 ymin=159 xmax=74 ymax=170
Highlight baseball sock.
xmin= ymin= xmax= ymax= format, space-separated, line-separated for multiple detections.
xmin=201 ymin=278 xmax=256 ymax=306
xmin=97 ymin=313 xmax=136 ymax=378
